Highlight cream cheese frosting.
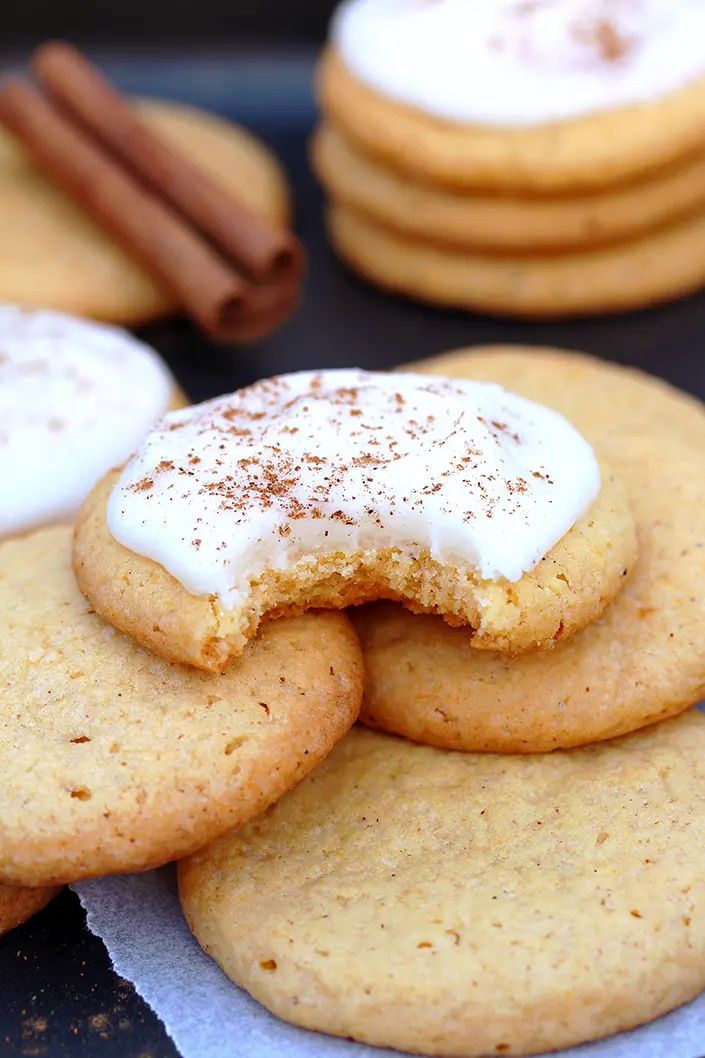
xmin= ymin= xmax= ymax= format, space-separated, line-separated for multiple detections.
xmin=332 ymin=0 xmax=705 ymax=126
xmin=0 ymin=307 xmax=175 ymax=538
xmin=107 ymin=369 xmax=600 ymax=605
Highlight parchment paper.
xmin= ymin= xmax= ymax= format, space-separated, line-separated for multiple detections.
xmin=73 ymin=868 xmax=705 ymax=1058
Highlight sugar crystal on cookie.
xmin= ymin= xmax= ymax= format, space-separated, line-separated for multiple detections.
xmin=107 ymin=369 xmax=600 ymax=606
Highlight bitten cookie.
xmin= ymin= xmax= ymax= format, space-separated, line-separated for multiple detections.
xmin=329 ymin=202 xmax=705 ymax=318
xmin=73 ymin=369 xmax=636 ymax=671
xmin=354 ymin=430 xmax=705 ymax=753
xmin=0 ymin=99 xmax=291 ymax=325
xmin=318 ymin=4 xmax=705 ymax=194
xmin=0 ymin=306 xmax=185 ymax=540
xmin=179 ymin=715 xmax=705 ymax=1057
xmin=402 ymin=344 xmax=705 ymax=445
xmin=0 ymin=886 xmax=60 ymax=937
xmin=314 ymin=123 xmax=705 ymax=251
xmin=0 ymin=527 xmax=362 ymax=887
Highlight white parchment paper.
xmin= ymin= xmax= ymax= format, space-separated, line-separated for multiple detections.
xmin=73 ymin=868 xmax=705 ymax=1058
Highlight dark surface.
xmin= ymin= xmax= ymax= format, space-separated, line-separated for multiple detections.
xmin=0 ymin=1 xmax=338 ymax=46
xmin=1 ymin=46 xmax=705 ymax=1058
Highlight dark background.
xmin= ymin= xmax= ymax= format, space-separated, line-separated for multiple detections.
xmin=0 ymin=0 xmax=337 ymax=45
xmin=1 ymin=3 xmax=704 ymax=1057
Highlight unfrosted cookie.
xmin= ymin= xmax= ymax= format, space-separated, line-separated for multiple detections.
xmin=179 ymin=715 xmax=705 ymax=1057
xmin=329 ymin=202 xmax=705 ymax=317
xmin=0 ymin=527 xmax=362 ymax=887
xmin=401 ymin=344 xmax=705 ymax=445
xmin=0 ymin=886 xmax=60 ymax=937
xmin=73 ymin=369 xmax=636 ymax=671
xmin=0 ymin=100 xmax=291 ymax=325
xmin=354 ymin=433 xmax=705 ymax=752
xmin=0 ymin=306 xmax=185 ymax=540
xmin=313 ymin=123 xmax=705 ymax=251
xmin=319 ymin=2 xmax=705 ymax=194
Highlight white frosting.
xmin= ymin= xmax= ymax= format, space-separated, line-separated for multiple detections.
xmin=332 ymin=0 xmax=705 ymax=126
xmin=107 ymin=369 xmax=600 ymax=606
xmin=0 ymin=307 xmax=175 ymax=538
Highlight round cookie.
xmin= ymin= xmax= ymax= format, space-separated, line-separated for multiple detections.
xmin=0 ymin=527 xmax=362 ymax=887
xmin=400 ymin=344 xmax=705 ymax=445
xmin=313 ymin=123 xmax=705 ymax=251
xmin=0 ymin=100 xmax=291 ymax=325
xmin=0 ymin=886 xmax=60 ymax=937
xmin=353 ymin=433 xmax=705 ymax=752
xmin=329 ymin=202 xmax=705 ymax=317
xmin=0 ymin=306 xmax=185 ymax=540
xmin=318 ymin=47 xmax=705 ymax=194
xmin=179 ymin=715 xmax=705 ymax=1057
xmin=73 ymin=369 xmax=636 ymax=671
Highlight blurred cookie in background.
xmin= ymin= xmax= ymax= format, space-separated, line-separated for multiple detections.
xmin=314 ymin=0 xmax=705 ymax=317
xmin=0 ymin=306 xmax=184 ymax=540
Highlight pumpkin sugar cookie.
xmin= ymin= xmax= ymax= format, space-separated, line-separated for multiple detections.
xmin=316 ymin=3 xmax=705 ymax=315
xmin=354 ymin=433 xmax=705 ymax=752
xmin=0 ymin=527 xmax=362 ymax=887
xmin=329 ymin=201 xmax=705 ymax=319
xmin=73 ymin=369 xmax=636 ymax=672
xmin=0 ymin=306 xmax=185 ymax=541
xmin=313 ymin=124 xmax=705 ymax=252
xmin=319 ymin=4 xmax=705 ymax=194
xmin=0 ymin=886 xmax=60 ymax=937
xmin=401 ymin=344 xmax=705 ymax=446
xmin=179 ymin=715 xmax=705 ymax=1057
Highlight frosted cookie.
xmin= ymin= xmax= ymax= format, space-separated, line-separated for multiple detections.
xmin=179 ymin=715 xmax=705 ymax=1057
xmin=354 ymin=433 xmax=705 ymax=752
xmin=314 ymin=123 xmax=705 ymax=251
xmin=0 ymin=527 xmax=362 ymax=887
xmin=329 ymin=201 xmax=705 ymax=317
xmin=319 ymin=2 xmax=705 ymax=194
xmin=0 ymin=100 xmax=291 ymax=325
xmin=0 ymin=886 xmax=60 ymax=937
xmin=0 ymin=307 xmax=183 ymax=540
xmin=402 ymin=344 xmax=705 ymax=445
xmin=73 ymin=369 xmax=636 ymax=671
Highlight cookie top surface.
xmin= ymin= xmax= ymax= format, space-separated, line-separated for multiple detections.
xmin=333 ymin=0 xmax=705 ymax=126
xmin=107 ymin=368 xmax=600 ymax=597
xmin=179 ymin=715 xmax=705 ymax=1057
xmin=0 ymin=307 xmax=175 ymax=539
xmin=0 ymin=527 xmax=362 ymax=887
xmin=355 ymin=429 xmax=705 ymax=752
xmin=0 ymin=885 xmax=60 ymax=937
xmin=404 ymin=344 xmax=705 ymax=443
xmin=0 ymin=100 xmax=291 ymax=325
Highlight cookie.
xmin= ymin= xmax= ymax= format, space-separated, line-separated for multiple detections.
xmin=0 ymin=527 xmax=362 ymax=887
xmin=354 ymin=432 xmax=705 ymax=753
xmin=313 ymin=123 xmax=705 ymax=251
xmin=0 ymin=99 xmax=291 ymax=325
xmin=401 ymin=344 xmax=705 ymax=445
xmin=319 ymin=3 xmax=705 ymax=194
xmin=179 ymin=714 xmax=705 ymax=1057
xmin=0 ymin=306 xmax=185 ymax=540
xmin=0 ymin=886 xmax=60 ymax=937
xmin=328 ymin=201 xmax=705 ymax=318
xmin=73 ymin=369 xmax=636 ymax=671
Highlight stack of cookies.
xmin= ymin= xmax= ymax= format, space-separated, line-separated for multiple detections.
xmin=313 ymin=0 xmax=705 ymax=318
xmin=3 ymin=334 xmax=705 ymax=1057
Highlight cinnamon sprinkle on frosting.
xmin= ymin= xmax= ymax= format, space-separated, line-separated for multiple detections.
xmin=106 ymin=369 xmax=601 ymax=607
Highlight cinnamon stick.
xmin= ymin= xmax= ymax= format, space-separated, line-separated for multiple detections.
xmin=0 ymin=51 xmax=304 ymax=345
xmin=33 ymin=42 xmax=304 ymax=288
